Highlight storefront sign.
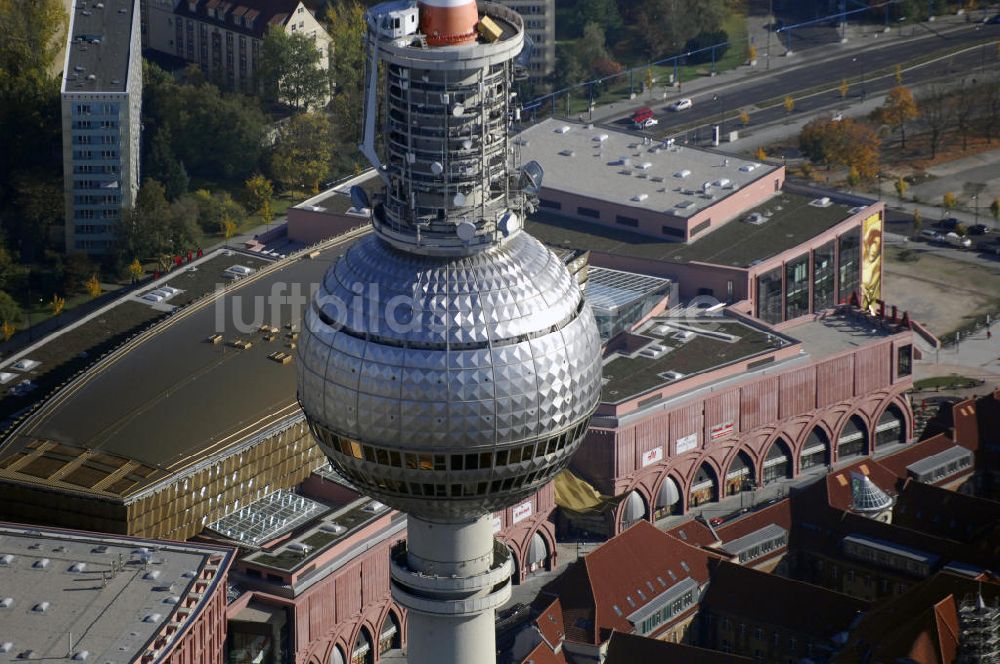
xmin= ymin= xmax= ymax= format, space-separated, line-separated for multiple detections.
xmin=710 ymin=420 xmax=734 ymax=441
xmin=675 ymin=433 xmax=698 ymax=455
xmin=492 ymin=516 xmax=502 ymax=534
xmin=641 ymin=446 xmax=663 ymax=467
xmin=512 ymin=501 xmax=533 ymax=524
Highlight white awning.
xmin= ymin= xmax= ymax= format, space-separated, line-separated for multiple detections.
xmin=528 ymin=532 xmax=548 ymax=564
xmin=623 ymin=491 xmax=646 ymax=522
xmin=331 ymin=647 xmax=345 ymax=664
xmin=763 ymin=456 xmax=788 ymax=469
xmin=801 ymin=444 xmax=826 ymax=456
xmin=656 ymin=477 xmax=680 ymax=507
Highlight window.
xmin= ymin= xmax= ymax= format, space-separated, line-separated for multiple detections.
xmin=784 ymin=254 xmax=809 ymax=320
xmin=756 ymin=267 xmax=782 ymax=324
xmin=813 ymin=240 xmax=835 ymax=310
xmin=897 ymin=344 xmax=912 ymax=378
xmin=690 ymin=219 xmax=711 ymax=236
xmin=577 ymin=207 xmax=600 ymax=219
xmin=838 ymin=228 xmax=861 ymax=304
xmin=661 ymin=225 xmax=685 ymax=238
xmin=539 ymin=199 xmax=561 ymax=210
xmin=615 ymin=215 xmax=639 ymax=228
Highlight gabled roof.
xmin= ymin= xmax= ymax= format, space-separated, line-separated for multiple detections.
xmin=539 ymin=521 xmax=723 ymax=644
xmin=535 ymin=596 xmax=566 ymax=650
xmin=824 ymin=460 xmax=899 ymax=512
xmin=175 ymin=0 xmax=307 ymax=40
xmin=876 ymin=433 xmax=963 ymax=480
xmin=518 ymin=639 xmax=568 ymax=664
xmin=605 ymin=632 xmax=753 ymax=663
xmin=700 ymin=561 xmax=868 ymax=639
xmin=893 ymin=478 xmax=1000 ymax=543
xmin=666 ymin=518 xmax=719 ymax=548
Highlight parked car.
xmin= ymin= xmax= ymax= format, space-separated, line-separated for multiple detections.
xmin=635 ymin=117 xmax=659 ymax=129
xmin=944 ymin=232 xmax=972 ymax=248
xmin=937 ymin=217 xmax=959 ymax=231
xmin=969 ymin=223 xmax=989 ymax=235
xmin=667 ymin=98 xmax=693 ymax=112
xmin=985 ymin=13 xmax=1000 ymax=24
xmin=920 ymin=229 xmax=942 ymax=241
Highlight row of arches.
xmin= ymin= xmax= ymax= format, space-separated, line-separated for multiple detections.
xmin=327 ymin=610 xmax=402 ymax=664
xmin=619 ymin=403 xmax=910 ymax=527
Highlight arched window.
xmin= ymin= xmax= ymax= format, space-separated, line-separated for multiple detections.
xmin=800 ymin=427 xmax=830 ymax=470
xmin=762 ymin=439 xmax=793 ymax=484
xmin=724 ymin=451 xmax=755 ymax=496
xmin=689 ymin=463 xmax=718 ymax=507
xmin=352 ymin=627 xmax=373 ymax=664
xmin=653 ymin=476 xmax=682 ymax=520
xmin=621 ymin=490 xmax=648 ymax=530
xmin=379 ymin=611 xmax=402 ymax=654
xmin=838 ymin=414 xmax=869 ymax=459
xmin=875 ymin=404 xmax=907 ymax=450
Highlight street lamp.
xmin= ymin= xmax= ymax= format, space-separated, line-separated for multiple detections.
xmin=713 ymin=94 xmax=724 ymax=135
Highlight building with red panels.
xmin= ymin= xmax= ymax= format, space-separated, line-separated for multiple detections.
xmin=221 ymin=468 xmax=559 ymax=664
xmin=0 ymin=522 xmax=233 ymax=664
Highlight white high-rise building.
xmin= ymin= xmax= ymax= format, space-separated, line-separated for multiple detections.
xmin=61 ymin=0 xmax=143 ymax=254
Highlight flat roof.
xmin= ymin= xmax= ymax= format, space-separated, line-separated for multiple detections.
xmin=906 ymin=445 xmax=973 ymax=478
xmin=601 ymin=316 xmax=788 ymax=403
xmin=63 ymin=0 xmax=136 ymax=93
xmin=0 ymin=246 xmax=349 ymax=498
xmin=517 ymin=119 xmax=776 ymax=218
xmin=788 ymin=310 xmax=905 ymax=361
xmin=525 ymin=190 xmax=859 ymax=268
xmin=207 ymin=489 xmax=329 ymax=548
xmin=294 ymin=172 xmax=381 ymax=217
xmin=0 ymin=522 xmax=232 ymax=663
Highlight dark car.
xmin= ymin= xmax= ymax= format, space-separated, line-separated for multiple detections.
xmin=969 ymin=223 xmax=989 ymax=235
xmin=938 ymin=217 xmax=960 ymax=231
xmin=986 ymin=13 xmax=1000 ymax=24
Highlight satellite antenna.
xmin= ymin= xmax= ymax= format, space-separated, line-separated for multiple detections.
xmin=452 ymin=104 xmax=465 ymax=116
xmin=519 ymin=160 xmax=544 ymax=195
xmin=430 ymin=161 xmax=443 ymax=175
xmin=498 ymin=211 xmax=520 ymax=236
xmin=453 ymin=192 xmax=467 ymax=207
xmin=349 ymin=185 xmax=370 ymax=210
xmin=456 ymin=221 xmax=476 ymax=242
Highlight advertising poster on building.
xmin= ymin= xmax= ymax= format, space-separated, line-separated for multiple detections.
xmin=675 ymin=433 xmax=698 ymax=454
xmin=861 ymin=213 xmax=882 ymax=313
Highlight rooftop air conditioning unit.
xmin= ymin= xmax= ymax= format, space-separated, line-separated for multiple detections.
xmin=810 ymin=197 xmax=832 ymax=207
xmin=638 ymin=343 xmax=669 ymax=359
xmin=632 ymin=193 xmax=649 ymax=202
xmin=743 ymin=212 xmax=766 ymax=225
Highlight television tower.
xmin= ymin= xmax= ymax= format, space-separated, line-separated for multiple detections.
xmin=296 ymin=1 xmax=603 ymax=663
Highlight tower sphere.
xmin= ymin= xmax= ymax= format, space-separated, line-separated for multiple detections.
xmin=298 ymin=230 xmax=603 ymax=519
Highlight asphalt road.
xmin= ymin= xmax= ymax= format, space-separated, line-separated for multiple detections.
xmin=604 ymin=21 xmax=1000 ymax=140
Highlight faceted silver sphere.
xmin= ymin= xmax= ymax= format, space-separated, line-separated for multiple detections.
xmin=297 ymin=231 xmax=603 ymax=518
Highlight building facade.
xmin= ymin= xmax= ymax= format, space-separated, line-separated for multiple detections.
xmin=61 ymin=0 xmax=143 ymax=254
xmin=496 ymin=0 xmax=555 ymax=81
xmin=143 ymin=0 xmax=330 ymax=95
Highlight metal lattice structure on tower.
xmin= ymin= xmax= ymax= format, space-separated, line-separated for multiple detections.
xmin=958 ymin=591 xmax=1000 ymax=664
xmin=295 ymin=1 xmax=603 ymax=662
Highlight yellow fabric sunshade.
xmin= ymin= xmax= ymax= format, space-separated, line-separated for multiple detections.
xmin=554 ymin=469 xmax=605 ymax=511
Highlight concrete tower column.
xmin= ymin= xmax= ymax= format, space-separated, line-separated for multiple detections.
xmin=391 ymin=515 xmax=512 ymax=664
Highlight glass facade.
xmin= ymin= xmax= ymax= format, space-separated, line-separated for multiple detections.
xmin=897 ymin=344 xmax=912 ymax=378
xmin=784 ymin=254 xmax=809 ymax=320
xmin=838 ymin=416 xmax=868 ymax=458
xmin=813 ymin=241 xmax=835 ymax=311
xmin=762 ymin=441 xmax=792 ymax=484
xmin=756 ymin=267 xmax=783 ymax=325
xmin=800 ymin=428 xmax=830 ymax=470
xmin=838 ymin=228 xmax=861 ymax=304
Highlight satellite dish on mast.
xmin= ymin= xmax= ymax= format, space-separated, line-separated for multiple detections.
xmin=350 ymin=186 xmax=371 ymax=210
xmin=520 ymin=161 xmax=544 ymax=195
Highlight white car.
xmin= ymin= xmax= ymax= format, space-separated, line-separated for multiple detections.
xmin=635 ymin=117 xmax=659 ymax=129
xmin=667 ymin=98 xmax=693 ymax=112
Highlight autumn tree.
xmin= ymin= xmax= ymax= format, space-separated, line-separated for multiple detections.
xmin=85 ymin=274 xmax=101 ymax=298
xmin=245 ymin=174 xmax=275 ymax=224
xmin=50 ymin=294 xmax=65 ymax=316
xmin=894 ymin=64 xmax=903 ymax=85
xmin=912 ymin=208 xmax=923 ymax=233
xmin=799 ymin=117 xmax=881 ymax=181
xmin=271 ymin=112 xmax=334 ymax=193
xmin=839 ymin=79 xmax=849 ymax=99
xmin=755 ymin=146 xmax=767 ymax=161
xmin=1 ymin=320 xmax=14 ymax=342
xmin=0 ymin=0 xmax=68 ymax=76
xmin=877 ymin=86 xmax=918 ymax=149
xmin=953 ymin=83 xmax=976 ymax=151
xmin=847 ymin=166 xmax=861 ymax=188
xmin=127 ymin=258 xmax=144 ymax=283
xmin=895 ymin=177 xmax=909 ymax=200
xmin=943 ymin=191 xmax=957 ymax=209
xmin=258 ymin=28 xmax=329 ymax=110
xmin=991 ymin=198 xmax=1000 ymax=222
xmin=739 ymin=110 xmax=750 ymax=126
xmin=783 ymin=96 xmax=794 ymax=114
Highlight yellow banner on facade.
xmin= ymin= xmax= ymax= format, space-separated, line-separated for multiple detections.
xmin=861 ymin=213 xmax=882 ymax=313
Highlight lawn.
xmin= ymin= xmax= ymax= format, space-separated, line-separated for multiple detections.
xmin=913 ymin=375 xmax=985 ymax=390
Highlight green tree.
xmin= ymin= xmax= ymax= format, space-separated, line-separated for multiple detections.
xmin=191 ymin=190 xmax=246 ymax=234
xmin=636 ymin=0 xmax=726 ymax=59
xmin=145 ymin=126 xmax=189 ymax=201
xmin=167 ymin=196 xmax=200 ymax=251
xmin=258 ymin=28 xmax=329 ymax=110
xmin=549 ymin=43 xmax=586 ymax=90
xmin=570 ymin=0 xmax=622 ymax=39
xmin=271 ymin=112 xmax=334 ymax=193
xmin=918 ymin=85 xmax=953 ymax=159
xmin=63 ymin=252 xmax=97 ymax=294
xmin=245 ymin=174 xmax=275 ymax=223
xmin=0 ymin=0 xmax=68 ymax=78
xmin=326 ymin=0 xmax=366 ymax=159
xmin=0 ymin=291 xmax=22 ymax=327
xmin=122 ymin=179 xmax=173 ymax=260
xmin=877 ymin=86 xmax=918 ymax=149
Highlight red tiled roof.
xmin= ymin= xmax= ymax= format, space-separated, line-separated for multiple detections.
xmin=518 ymin=639 xmax=568 ymax=664
xmin=175 ymin=0 xmax=305 ymax=40
xmin=605 ymin=632 xmax=753 ymax=663
xmin=535 ymin=596 xmax=566 ymax=649
xmin=541 ymin=521 xmax=724 ymax=645
xmin=714 ymin=498 xmax=792 ymax=542
xmin=892 ymin=478 xmax=1000 ymax=543
xmin=700 ymin=560 xmax=868 ymax=639
xmin=666 ymin=519 xmax=719 ymax=548
xmin=824 ymin=459 xmax=900 ymax=512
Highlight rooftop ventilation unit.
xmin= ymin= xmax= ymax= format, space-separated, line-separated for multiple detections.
xmin=364 ymin=501 xmax=388 ymax=513
xmin=555 ymin=125 xmax=571 ymax=134
xmin=638 ymin=343 xmax=670 ymax=359
xmin=675 ymin=201 xmax=695 ymax=210
xmin=0 ymin=598 xmax=12 ymax=609
xmin=593 ymin=134 xmax=608 ymax=142
xmin=743 ymin=212 xmax=766 ymax=225
xmin=32 ymin=602 xmax=49 ymax=613
xmin=558 ymin=149 xmax=575 ymax=157
xmin=0 ymin=554 xmax=14 ymax=565
xmin=738 ymin=163 xmax=760 ymax=172
xmin=68 ymin=562 xmax=86 ymax=573
xmin=810 ymin=197 xmax=833 ymax=207
xmin=288 ymin=542 xmax=312 ymax=554
xmin=637 ymin=162 xmax=652 ymax=170
xmin=72 ymin=652 xmax=89 ymax=661
xmin=33 ymin=559 xmax=49 ymax=569
xmin=632 ymin=193 xmax=649 ymax=202
xmin=320 ymin=522 xmax=347 ymax=534
xmin=849 ymin=206 xmax=866 ymax=214
xmin=659 ymin=370 xmax=686 ymax=382
xmin=714 ymin=178 xmax=731 ymax=187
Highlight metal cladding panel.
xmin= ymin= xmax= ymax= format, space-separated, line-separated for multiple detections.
xmin=779 ymin=367 xmax=817 ymax=420
xmin=705 ymin=389 xmax=740 ymax=441
xmin=855 ymin=343 xmax=890 ymax=395
xmin=817 ymin=355 xmax=855 ymax=407
xmin=616 ymin=427 xmax=636 ymax=475
xmin=669 ymin=403 xmax=702 ymax=454
xmin=740 ymin=375 xmax=779 ymax=431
